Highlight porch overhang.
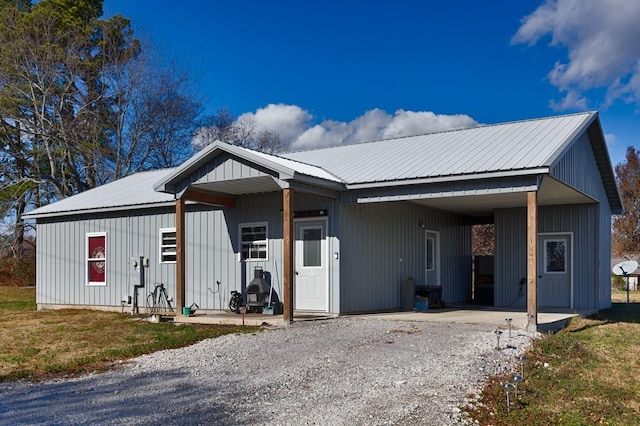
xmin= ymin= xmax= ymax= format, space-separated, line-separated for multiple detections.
xmin=154 ymin=140 xmax=345 ymax=198
xmin=348 ymin=173 xmax=596 ymax=219
xmin=153 ymin=141 xmax=345 ymax=323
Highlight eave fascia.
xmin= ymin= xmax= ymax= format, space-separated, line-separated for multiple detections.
xmin=22 ymin=201 xmax=177 ymax=221
xmin=289 ymin=172 xmax=346 ymax=191
xmin=345 ymin=167 xmax=550 ymax=190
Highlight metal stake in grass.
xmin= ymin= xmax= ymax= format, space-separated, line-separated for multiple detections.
xmin=505 ymin=318 xmax=513 ymax=338
xmin=503 ymin=382 xmax=515 ymax=412
xmin=518 ymin=355 xmax=526 ymax=379
xmin=526 ymin=314 xmax=535 ymax=332
xmin=494 ymin=329 xmax=503 ymax=350
xmin=512 ymin=374 xmax=523 ymax=396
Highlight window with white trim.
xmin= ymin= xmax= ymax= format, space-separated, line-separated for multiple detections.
xmin=426 ymin=236 xmax=435 ymax=271
xmin=86 ymin=232 xmax=107 ymax=286
xmin=160 ymin=228 xmax=177 ymax=263
xmin=240 ymin=223 xmax=268 ymax=260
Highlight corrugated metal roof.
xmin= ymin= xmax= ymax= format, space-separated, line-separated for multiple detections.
xmin=24 ymin=168 xmax=176 ymax=218
xmin=283 ymin=112 xmax=595 ymax=185
xmin=26 ymin=111 xmax=618 ymax=219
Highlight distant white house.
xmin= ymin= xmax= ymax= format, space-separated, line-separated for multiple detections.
xmin=24 ymin=111 xmax=622 ymax=323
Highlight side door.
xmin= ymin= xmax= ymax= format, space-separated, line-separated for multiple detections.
xmin=294 ymin=219 xmax=328 ymax=311
xmin=425 ymin=231 xmax=440 ymax=286
xmin=537 ymin=234 xmax=572 ymax=308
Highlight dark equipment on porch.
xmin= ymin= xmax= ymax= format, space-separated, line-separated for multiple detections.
xmin=415 ymin=285 xmax=444 ymax=309
xmin=229 ymin=290 xmax=243 ymax=313
xmin=245 ymin=267 xmax=272 ymax=313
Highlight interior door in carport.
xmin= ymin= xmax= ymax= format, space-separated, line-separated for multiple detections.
xmin=537 ymin=235 xmax=572 ymax=307
xmin=425 ymin=231 xmax=439 ymax=285
xmin=295 ymin=220 xmax=327 ymax=311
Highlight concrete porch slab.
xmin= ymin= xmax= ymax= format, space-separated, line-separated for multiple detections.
xmin=170 ymin=305 xmax=594 ymax=332
xmin=172 ymin=311 xmax=335 ymax=327
xmin=355 ymin=305 xmax=595 ymax=332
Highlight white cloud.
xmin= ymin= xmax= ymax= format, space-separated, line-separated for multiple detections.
xmin=513 ymin=0 xmax=640 ymax=109
xmin=238 ymin=103 xmax=478 ymax=151
xmin=237 ymin=103 xmax=313 ymax=145
xmin=605 ymin=133 xmax=616 ymax=145
xmin=548 ymin=89 xmax=588 ymax=111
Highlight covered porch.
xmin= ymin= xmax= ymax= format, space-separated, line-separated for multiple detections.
xmin=153 ymin=142 xmax=345 ymax=324
xmin=153 ymin=138 xmax=603 ymax=330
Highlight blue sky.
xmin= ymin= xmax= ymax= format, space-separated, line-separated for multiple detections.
xmin=103 ymin=0 xmax=640 ymax=167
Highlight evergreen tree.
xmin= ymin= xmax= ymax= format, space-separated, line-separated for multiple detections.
xmin=0 ymin=0 xmax=200 ymax=256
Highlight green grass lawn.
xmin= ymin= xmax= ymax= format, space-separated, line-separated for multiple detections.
xmin=467 ymin=290 xmax=640 ymax=425
xmin=0 ymin=286 xmax=258 ymax=382
xmin=3 ymin=285 xmax=640 ymax=425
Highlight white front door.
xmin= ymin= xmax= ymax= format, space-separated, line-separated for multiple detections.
xmin=538 ymin=234 xmax=572 ymax=308
xmin=295 ymin=219 xmax=328 ymax=311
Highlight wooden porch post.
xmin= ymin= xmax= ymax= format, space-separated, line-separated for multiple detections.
xmin=176 ymin=197 xmax=186 ymax=314
xmin=527 ymin=191 xmax=538 ymax=329
xmin=283 ymin=188 xmax=294 ymax=323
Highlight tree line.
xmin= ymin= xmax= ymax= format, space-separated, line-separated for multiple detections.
xmin=0 ymin=0 xmax=636 ymax=266
xmin=0 ymin=0 xmax=280 ymax=258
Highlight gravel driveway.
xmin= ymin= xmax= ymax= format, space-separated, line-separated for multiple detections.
xmin=0 ymin=317 xmax=535 ymax=425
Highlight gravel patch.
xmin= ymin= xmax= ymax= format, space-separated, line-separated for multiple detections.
xmin=0 ymin=317 xmax=538 ymax=425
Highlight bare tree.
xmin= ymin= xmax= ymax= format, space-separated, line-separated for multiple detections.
xmin=193 ymin=107 xmax=285 ymax=154
xmin=193 ymin=106 xmax=256 ymax=149
xmin=256 ymin=130 xmax=284 ymax=154
xmin=612 ymin=146 xmax=640 ymax=257
xmin=0 ymin=0 xmax=202 ymax=257
xmin=101 ymin=45 xmax=201 ymax=180
xmin=473 ymin=224 xmax=495 ymax=256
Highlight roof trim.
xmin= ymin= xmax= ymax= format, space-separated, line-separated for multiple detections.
xmin=544 ymin=111 xmax=622 ymax=213
xmin=356 ymin=183 xmax=541 ymax=204
xmin=586 ymin=114 xmax=623 ymax=214
xmin=154 ymin=140 xmax=344 ymax=194
xmin=23 ymin=201 xmax=177 ymax=220
xmin=346 ymin=167 xmax=549 ymax=189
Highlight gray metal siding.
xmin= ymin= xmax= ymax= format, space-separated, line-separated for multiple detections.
xmin=599 ymin=202 xmax=612 ymax=309
xmin=338 ymin=202 xmax=472 ymax=313
xmin=552 ymin=131 xmax=613 ymax=309
xmin=36 ymin=209 xmax=177 ymax=309
xmin=495 ymin=204 xmax=601 ymax=309
xmin=494 ymin=209 xmax=528 ymax=308
xmin=538 ymin=204 xmax=598 ymax=309
xmin=551 ymin=132 xmax=606 ymax=202
xmin=35 ymin=192 xmax=343 ymax=313
xmin=177 ymin=153 xmax=272 ymax=191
